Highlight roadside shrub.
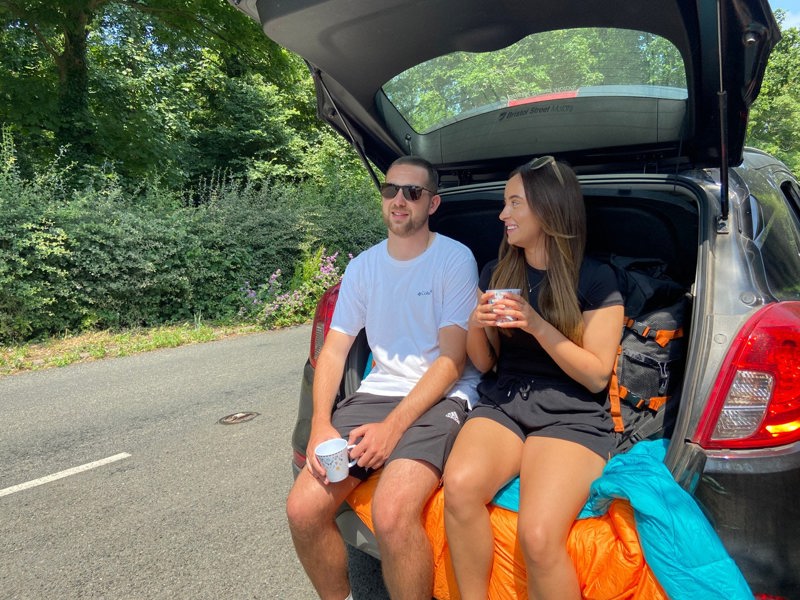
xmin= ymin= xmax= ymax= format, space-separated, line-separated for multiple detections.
xmin=191 ymin=160 xmax=381 ymax=326
xmin=59 ymin=192 xmax=197 ymax=329
xmin=267 ymin=158 xmax=383 ymax=261
xmin=192 ymin=174 xmax=309 ymax=298
xmin=0 ymin=135 xmax=74 ymax=341
xmin=240 ymin=247 xmax=347 ymax=328
xmin=0 ymin=130 xmax=384 ymax=343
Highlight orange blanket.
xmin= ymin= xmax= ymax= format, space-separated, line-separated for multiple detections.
xmin=347 ymin=473 xmax=667 ymax=600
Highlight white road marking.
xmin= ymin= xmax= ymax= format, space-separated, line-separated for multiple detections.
xmin=0 ymin=452 xmax=131 ymax=497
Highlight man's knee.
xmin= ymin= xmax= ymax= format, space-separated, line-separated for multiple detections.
xmin=286 ymin=475 xmax=338 ymax=535
xmin=371 ymin=462 xmax=438 ymax=542
xmin=371 ymin=494 xmax=413 ymax=540
xmin=286 ymin=486 xmax=315 ymax=535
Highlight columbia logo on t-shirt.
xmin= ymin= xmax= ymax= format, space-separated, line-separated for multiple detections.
xmin=417 ymin=289 xmax=432 ymax=297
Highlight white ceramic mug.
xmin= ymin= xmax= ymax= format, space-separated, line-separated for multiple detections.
xmin=486 ymin=288 xmax=521 ymax=322
xmin=314 ymin=438 xmax=357 ymax=482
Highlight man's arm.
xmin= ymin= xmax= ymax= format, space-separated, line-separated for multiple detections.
xmin=306 ymin=328 xmax=356 ymax=479
xmin=348 ymin=323 xmax=467 ymax=470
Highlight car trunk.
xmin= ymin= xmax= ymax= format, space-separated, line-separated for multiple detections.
xmin=432 ymin=177 xmax=699 ymax=284
xmin=316 ymin=173 xmax=703 ymax=564
xmin=231 ymin=0 xmax=779 ymax=180
xmin=338 ymin=173 xmax=701 ymax=435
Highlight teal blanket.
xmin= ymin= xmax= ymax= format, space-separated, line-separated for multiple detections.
xmin=492 ymin=439 xmax=752 ymax=600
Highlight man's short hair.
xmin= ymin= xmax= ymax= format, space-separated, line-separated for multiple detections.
xmin=389 ymin=156 xmax=439 ymax=192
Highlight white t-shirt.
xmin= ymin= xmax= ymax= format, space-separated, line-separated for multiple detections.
xmin=330 ymin=233 xmax=480 ymax=407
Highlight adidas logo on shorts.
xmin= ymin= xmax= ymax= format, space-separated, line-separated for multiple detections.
xmin=444 ymin=411 xmax=461 ymax=425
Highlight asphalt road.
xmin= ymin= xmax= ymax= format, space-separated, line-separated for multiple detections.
xmin=0 ymin=325 xmax=386 ymax=600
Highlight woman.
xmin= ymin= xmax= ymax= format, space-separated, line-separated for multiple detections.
xmin=443 ymin=157 xmax=624 ymax=599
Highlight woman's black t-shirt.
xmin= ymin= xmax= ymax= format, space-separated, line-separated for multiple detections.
xmin=478 ymin=256 xmax=623 ymax=381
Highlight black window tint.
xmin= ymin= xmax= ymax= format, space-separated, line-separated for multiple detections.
xmin=781 ymin=180 xmax=800 ymax=219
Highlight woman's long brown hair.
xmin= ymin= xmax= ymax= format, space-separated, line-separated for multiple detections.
xmin=489 ymin=158 xmax=586 ymax=344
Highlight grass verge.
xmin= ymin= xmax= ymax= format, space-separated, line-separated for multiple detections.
xmin=0 ymin=322 xmax=272 ymax=378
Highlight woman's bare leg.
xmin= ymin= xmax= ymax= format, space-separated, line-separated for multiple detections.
xmin=517 ymin=437 xmax=606 ymax=600
xmin=443 ymin=418 xmax=524 ymax=600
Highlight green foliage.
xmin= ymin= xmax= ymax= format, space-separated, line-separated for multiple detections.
xmin=241 ymin=247 xmax=346 ymax=329
xmin=384 ymin=28 xmax=686 ymax=132
xmin=60 ymin=191 xmax=195 ymax=329
xmin=0 ymin=131 xmax=382 ymax=343
xmin=181 ymin=51 xmax=309 ymax=183
xmin=0 ymin=0 xmax=313 ymax=189
xmin=746 ymin=14 xmax=800 ymax=173
xmin=0 ymin=9 xmax=58 ymax=177
xmin=0 ymin=132 xmax=72 ymax=341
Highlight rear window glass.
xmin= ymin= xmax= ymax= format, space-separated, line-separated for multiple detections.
xmin=382 ymin=28 xmax=687 ymax=134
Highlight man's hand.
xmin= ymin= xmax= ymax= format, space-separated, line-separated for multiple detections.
xmin=306 ymin=422 xmax=345 ymax=484
xmin=347 ymin=420 xmax=404 ymax=471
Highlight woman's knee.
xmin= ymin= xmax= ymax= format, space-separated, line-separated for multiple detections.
xmin=517 ymin=516 xmax=564 ymax=568
xmin=442 ymin=463 xmax=488 ymax=516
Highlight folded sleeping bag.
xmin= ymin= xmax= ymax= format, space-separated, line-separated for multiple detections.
xmin=346 ymin=439 xmax=750 ymax=600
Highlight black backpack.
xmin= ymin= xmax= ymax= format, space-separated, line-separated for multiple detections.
xmin=604 ymin=256 xmax=690 ymax=452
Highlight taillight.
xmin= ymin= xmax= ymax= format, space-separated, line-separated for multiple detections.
xmin=292 ymin=449 xmax=307 ymax=470
xmin=309 ymin=283 xmax=340 ymax=368
xmin=696 ymin=301 xmax=800 ymax=449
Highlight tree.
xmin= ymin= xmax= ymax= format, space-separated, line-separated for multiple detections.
xmin=383 ymin=28 xmax=685 ymax=133
xmin=0 ymin=0 xmax=300 ymax=184
xmin=746 ymin=10 xmax=800 ymax=172
xmin=0 ymin=12 xmax=58 ymax=173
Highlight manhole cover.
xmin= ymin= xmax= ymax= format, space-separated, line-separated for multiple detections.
xmin=218 ymin=412 xmax=260 ymax=425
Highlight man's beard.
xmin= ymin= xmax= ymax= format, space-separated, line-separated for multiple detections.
xmin=382 ymin=206 xmax=428 ymax=237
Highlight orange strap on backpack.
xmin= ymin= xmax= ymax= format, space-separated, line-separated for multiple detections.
xmin=609 ymin=348 xmax=625 ymax=432
xmin=608 ymin=323 xmax=684 ymax=433
xmin=623 ymin=317 xmax=685 ymax=347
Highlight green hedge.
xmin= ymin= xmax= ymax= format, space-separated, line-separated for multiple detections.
xmin=0 ymin=135 xmax=384 ymax=343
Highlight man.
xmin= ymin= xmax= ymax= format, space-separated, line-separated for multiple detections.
xmin=286 ymin=155 xmax=479 ymax=600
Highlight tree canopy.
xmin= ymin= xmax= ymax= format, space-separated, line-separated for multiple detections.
xmin=746 ymin=10 xmax=800 ymax=173
xmin=0 ymin=4 xmax=799 ymax=186
xmin=0 ymin=0 xmax=321 ymax=187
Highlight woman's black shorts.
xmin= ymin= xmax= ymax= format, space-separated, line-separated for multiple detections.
xmin=468 ymin=375 xmax=615 ymax=460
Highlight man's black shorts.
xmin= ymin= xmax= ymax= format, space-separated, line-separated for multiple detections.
xmin=331 ymin=392 xmax=467 ymax=480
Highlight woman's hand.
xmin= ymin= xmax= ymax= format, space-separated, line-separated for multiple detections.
xmin=467 ymin=289 xmax=501 ymax=372
xmin=469 ymin=290 xmax=503 ymax=329
xmin=497 ymin=291 xmax=625 ymax=392
xmin=493 ymin=291 xmax=543 ymax=334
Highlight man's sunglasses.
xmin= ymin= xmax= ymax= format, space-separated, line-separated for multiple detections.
xmin=528 ymin=155 xmax=565 ymax=187
xmin=379 ymin=183 xmax=435 ymax=201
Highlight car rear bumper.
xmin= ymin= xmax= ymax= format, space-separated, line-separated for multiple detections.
xmin=695 ymin=443 xmax=800 ymax=597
